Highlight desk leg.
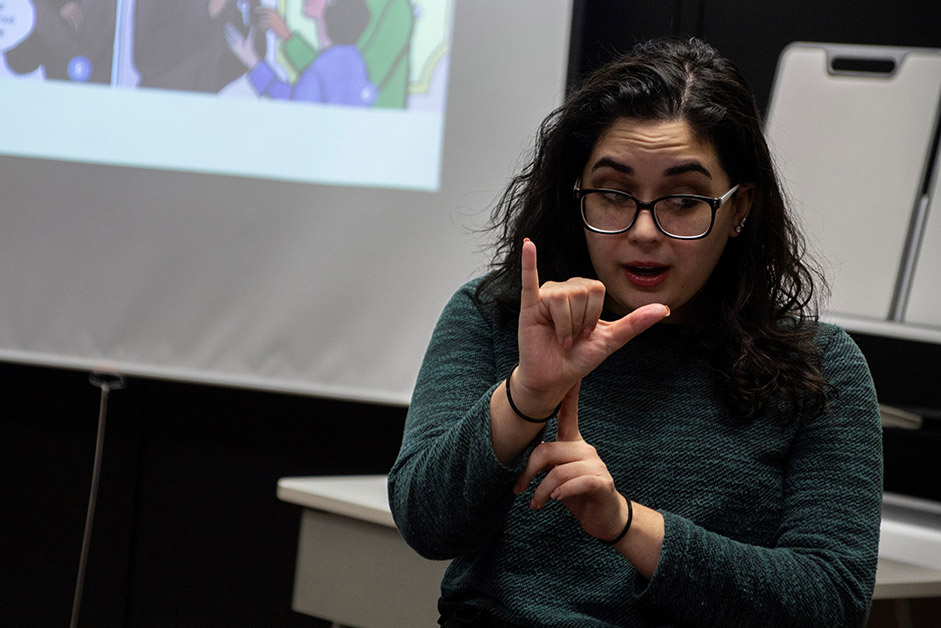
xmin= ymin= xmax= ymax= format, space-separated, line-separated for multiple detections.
xmin=892 ymin=598 xmax=914 ymax=628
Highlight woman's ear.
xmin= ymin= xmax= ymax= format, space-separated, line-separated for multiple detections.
xmin=728 ymin=183 xmax=754 ymax=238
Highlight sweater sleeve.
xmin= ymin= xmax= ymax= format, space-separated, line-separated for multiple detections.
xmin=388 ymin=282 xmax=544 ymax=560
xmin=634 ymin=326 xmax=882 ymax=627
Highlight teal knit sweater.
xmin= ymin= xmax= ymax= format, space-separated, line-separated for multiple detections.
xmin=389 ymin=278 xmax=882 ymax=627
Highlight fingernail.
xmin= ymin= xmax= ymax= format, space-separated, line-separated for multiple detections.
xmin=550 ymin=489 xmax=560 ymax=500
xmin=663 ymin=305 xmax=671 ymax=317
xmin=530 ymin=499 xmax=538 ymax=510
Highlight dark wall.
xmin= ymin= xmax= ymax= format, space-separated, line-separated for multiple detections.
xmin=1 ymin=362 xmax=406 ymax=627
xmin=569 ymin=0 xmax=941 ymax=113
xmin=4 ymin=2 xmax=941 ymax=627
xmin=698 ymin=0 xmax=941 ymax=112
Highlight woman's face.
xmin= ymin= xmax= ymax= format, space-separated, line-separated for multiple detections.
xmin=581 ymin=117 xmax=752 ymax=323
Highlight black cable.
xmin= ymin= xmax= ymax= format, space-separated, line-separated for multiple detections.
xmin=70 ymin=373 xmax=125 ymax=628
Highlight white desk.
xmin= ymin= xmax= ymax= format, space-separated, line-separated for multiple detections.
xmin=277 ymin=475 xmax=447 ymax=628
xmin=875 ymin=492 xmax=941 ymax=599
xmin=277 ymin=477 xmax=941 ymax=626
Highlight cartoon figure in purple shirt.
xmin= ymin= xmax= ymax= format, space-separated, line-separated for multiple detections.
xmin=225 ymin=0 xmax=376 ymax=106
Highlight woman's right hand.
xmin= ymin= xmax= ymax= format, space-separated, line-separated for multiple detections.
xmin=489 ymin=239 xmax=667 ymax=465
xmin=509 ymin=238 xmax=669 ymax=419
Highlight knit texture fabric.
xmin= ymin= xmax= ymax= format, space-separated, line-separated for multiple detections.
xmin=389 ymin=278 xmax=882 ymax=628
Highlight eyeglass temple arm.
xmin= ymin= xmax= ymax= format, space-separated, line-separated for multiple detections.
xmin=717 ymin=183 xmax=741 ymax=207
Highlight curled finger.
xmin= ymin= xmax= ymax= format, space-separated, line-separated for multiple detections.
xmin=529 ymin=458 xmax=602 ymax=509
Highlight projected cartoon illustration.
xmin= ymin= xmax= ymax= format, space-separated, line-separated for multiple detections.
xmin=225 ymin=0 xmax=379 ymax=105
xmin=0 ymin=0 xmax=116 ymax=83
xmin=240 ymin=0 xmax=415 ymax=108
xmin=134 ymin=0 xmax=269 ymax=93
xmin=0 ymin=0 xmax=453 ymax=191
xmin=1 ymin=0 xmax=445 ymax=111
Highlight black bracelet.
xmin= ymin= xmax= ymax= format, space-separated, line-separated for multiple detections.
xmin=601 ymin=492 xmax=633 ymax=545
xmin=505 ymin=365 xmax=560 ymax=424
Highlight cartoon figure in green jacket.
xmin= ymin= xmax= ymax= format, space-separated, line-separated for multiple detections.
xmin=256 ymin=0 xmax=413 ymax=108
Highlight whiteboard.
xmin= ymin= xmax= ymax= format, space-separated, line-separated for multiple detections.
xmin=765 ymin=43 xmax=941 ymax=332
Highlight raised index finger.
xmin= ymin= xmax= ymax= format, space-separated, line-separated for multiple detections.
xmin=520 ymin=238 xmax=539 ymax=312
xmin=555 ymin=381 xmax=582 ymax=442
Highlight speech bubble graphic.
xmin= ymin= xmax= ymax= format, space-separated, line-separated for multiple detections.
xmin=0 ymin=0 xmax=37 ymax=54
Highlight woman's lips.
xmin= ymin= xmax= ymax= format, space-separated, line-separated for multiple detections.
xmin=623 ymin=263 xmax=669 ymax=288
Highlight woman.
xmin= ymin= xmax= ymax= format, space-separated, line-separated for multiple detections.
xmin=388 ymin=37 xmax=882 ymax=627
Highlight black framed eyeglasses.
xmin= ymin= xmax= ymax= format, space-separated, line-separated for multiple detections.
xmin=573 ymin=178 xmax=741 ymax=240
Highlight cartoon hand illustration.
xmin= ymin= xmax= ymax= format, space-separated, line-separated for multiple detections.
xmin=256 ymin=8 xmax=291 ymax=41
xmin=224 ymin=23 xmax=260 ymax=69
xmin=59 ymin=2 xmax=84 ymax=31
xmin=209 ymin=0 xmax=233 ymax=19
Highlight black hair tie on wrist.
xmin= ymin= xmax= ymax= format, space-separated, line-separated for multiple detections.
xmin=505 ymin=365 xmax=560 ymax=424
xmin=601 ymin=492 xmax=633 ymax=545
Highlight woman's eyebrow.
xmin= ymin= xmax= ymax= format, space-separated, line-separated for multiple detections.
xmin=663 ymin=162 xmax=712 ymax=179
xmin=590 ymin=157 xmax=633 ymax=175
xmin=590 ymin=157 xmax=713 ymax=179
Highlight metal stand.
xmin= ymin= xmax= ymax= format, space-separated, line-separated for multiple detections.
xmin=69 ymin=373 xmax=125 ymax=628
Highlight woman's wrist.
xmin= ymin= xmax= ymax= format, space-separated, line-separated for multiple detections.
xmin=609 ymin=501 xmax=665 ymax=580
xmin=505 ymin=365 xmax=561 ymax=423
xmin=506 ymin=365 xmax=567 ymax=420
xmin=490 ymin=379 xmax=547 ymax=466
xmin=600 ymin=492 xmax=633 ymax=545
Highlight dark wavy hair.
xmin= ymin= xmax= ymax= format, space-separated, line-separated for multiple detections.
xmin=477 ymin=37 xmax=829 ymax=422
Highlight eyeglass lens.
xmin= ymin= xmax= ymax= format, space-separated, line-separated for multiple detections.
xmin=582 ymin=192 xmax=713 ymax=238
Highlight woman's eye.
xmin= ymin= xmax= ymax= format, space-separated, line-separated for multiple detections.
xmin=599 ymin=191 xmax=632 ymax=206
xmin=662 ymin=196 xmax=698 ymax=209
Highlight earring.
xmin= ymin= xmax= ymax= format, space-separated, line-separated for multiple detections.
xmin=734 ymin=219 xmax=746 ymax=234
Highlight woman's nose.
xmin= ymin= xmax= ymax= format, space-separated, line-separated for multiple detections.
xmin=628 ymin=208 xmax=663 ymax=242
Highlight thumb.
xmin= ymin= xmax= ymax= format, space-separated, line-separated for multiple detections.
xmin=555 ymin=381 xmax=582 ymax=442
xmin=606 ymin=303 xmax=670 ymax=350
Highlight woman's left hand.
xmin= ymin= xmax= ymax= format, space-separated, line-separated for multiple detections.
xmin=513 ymin=382 xmax=629 ymax=543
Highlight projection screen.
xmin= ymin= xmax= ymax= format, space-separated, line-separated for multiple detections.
xmin=0 ymin=0 xmax=573 ymax=404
